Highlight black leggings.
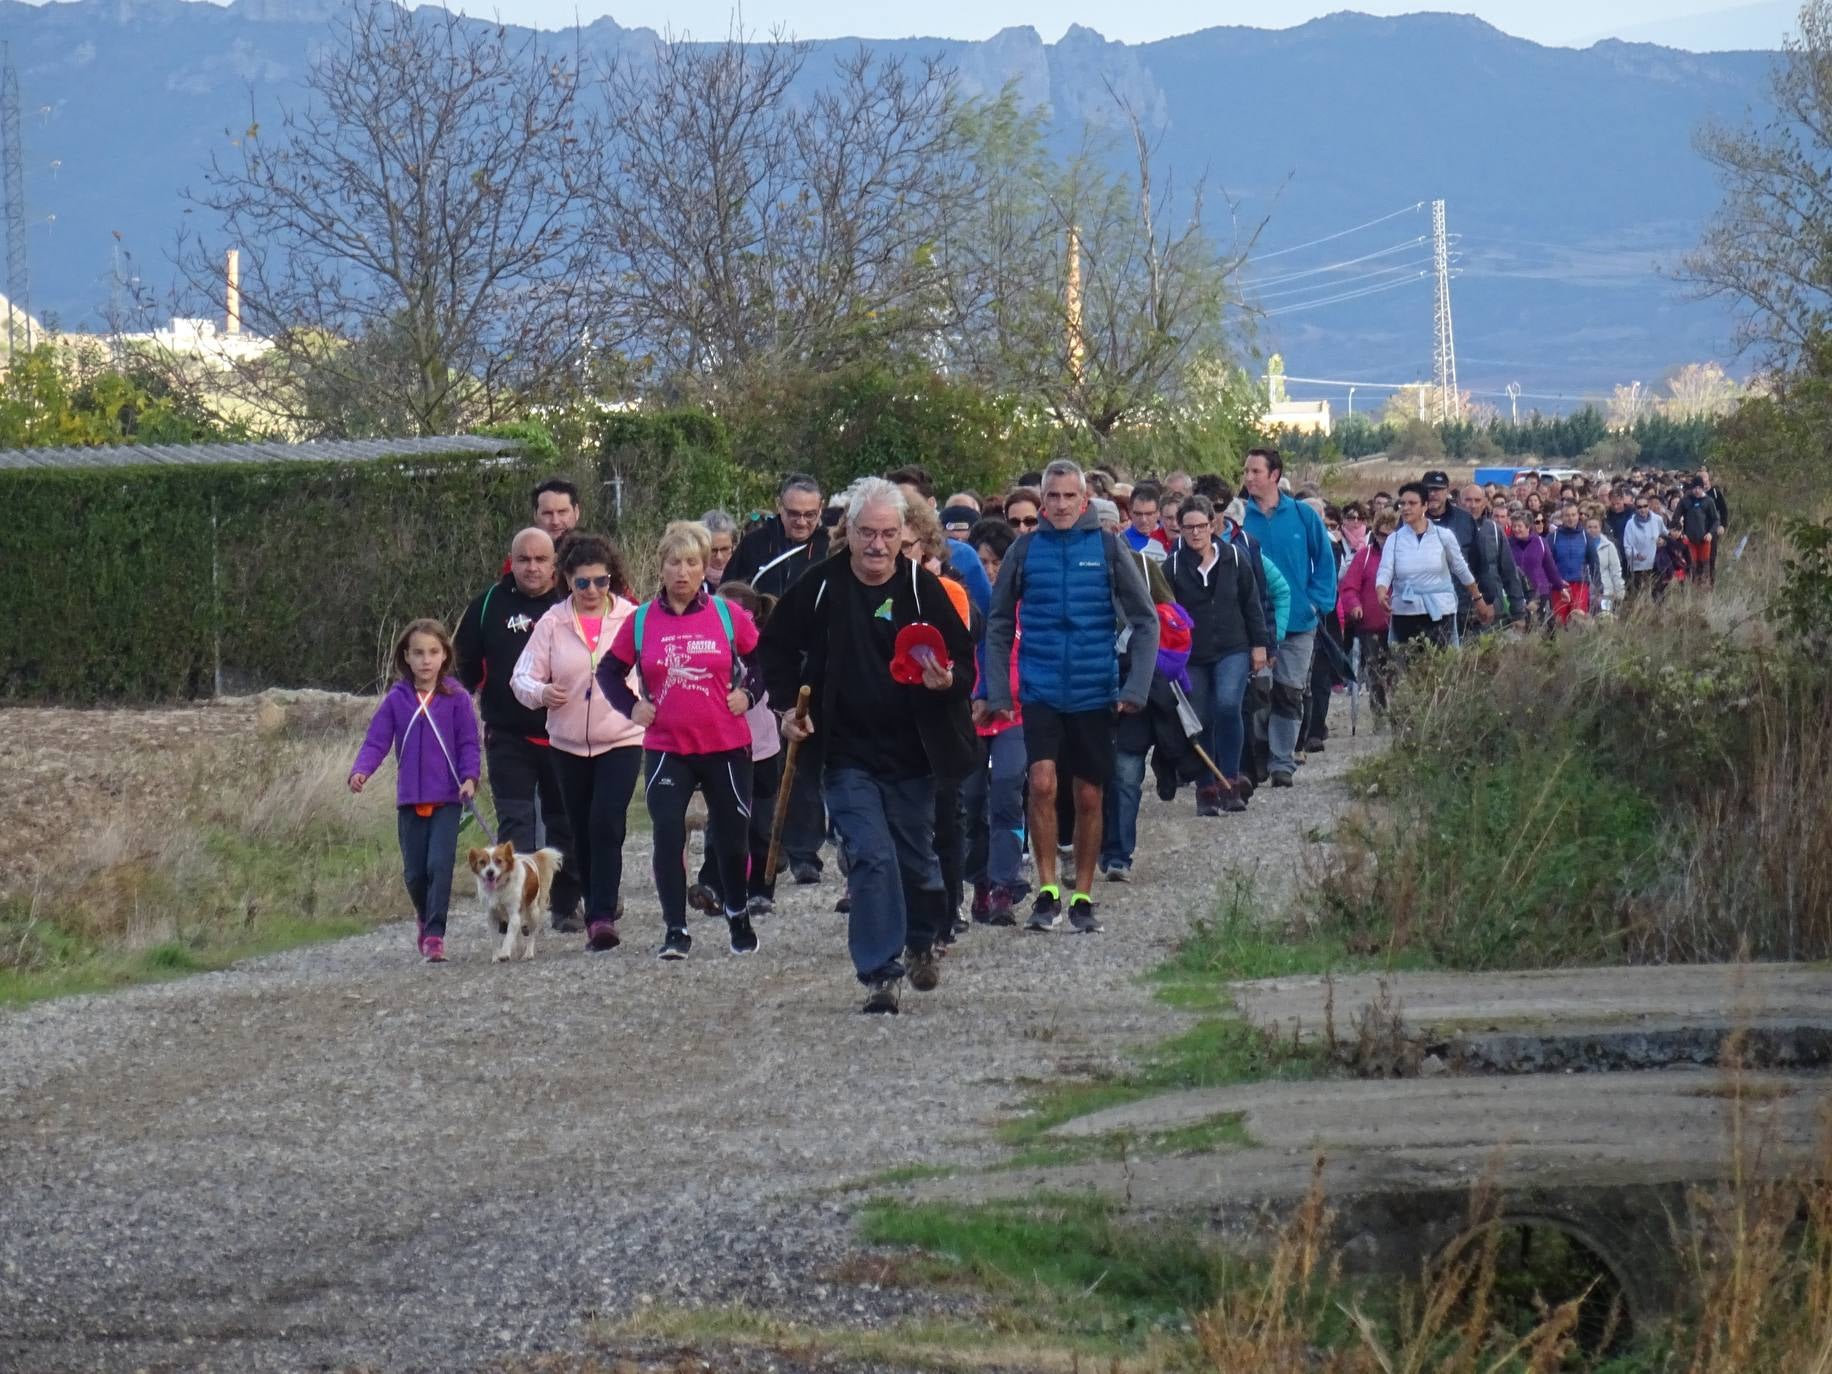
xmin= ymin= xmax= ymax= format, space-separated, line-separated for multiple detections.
xmin=646 ymin=747 xmax=753 ymax=932
xmin=552 ymin=746 xmax=641 ymax=926
xmin=698 ymin=751 xmax=781 ymax=903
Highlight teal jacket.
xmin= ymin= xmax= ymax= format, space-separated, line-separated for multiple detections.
xmin=1243 ymin=493 xmax=1336 ymax=635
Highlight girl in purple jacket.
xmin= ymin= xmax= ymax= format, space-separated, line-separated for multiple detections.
xmin=349 ymin=619 xmax=482 ymax=963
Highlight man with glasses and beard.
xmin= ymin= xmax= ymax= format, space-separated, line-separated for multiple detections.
xmin=725 ymin=473 xmax=830 ymax=600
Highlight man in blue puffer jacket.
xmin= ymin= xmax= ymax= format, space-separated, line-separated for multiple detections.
xmin=984 ymin=460 xmax=1159 ymax=934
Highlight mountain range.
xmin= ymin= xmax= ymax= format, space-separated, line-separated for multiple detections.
xmin=0 ymin=0 xmax=1785 ymax=408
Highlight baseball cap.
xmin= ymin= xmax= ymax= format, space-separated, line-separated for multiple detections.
xmin=1422 ymin=470 xmax=1451 ymax=490
xmin=889 ymin=622 xmax=952 ymax=685
xmin=940 ymin=503 xmax=979 ymax=534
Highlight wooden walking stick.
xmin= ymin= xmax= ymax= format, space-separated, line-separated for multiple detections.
xmin=764 ymin=686 xmax=812 ymax=884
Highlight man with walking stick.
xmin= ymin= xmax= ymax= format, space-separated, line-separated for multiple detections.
xmin=757 ymin=478 xmax=976 ymax=1014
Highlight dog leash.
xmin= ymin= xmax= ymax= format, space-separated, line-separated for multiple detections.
xmin=402 ymin=690 xmax=499 ymax=845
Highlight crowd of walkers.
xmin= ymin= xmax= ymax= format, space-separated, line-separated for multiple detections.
xmin=348 ymin=454 xmax=1726 ymax=1012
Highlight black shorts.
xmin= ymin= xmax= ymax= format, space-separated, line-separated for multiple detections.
xmin=1022 ymin=703 xmax=1117 ymax=786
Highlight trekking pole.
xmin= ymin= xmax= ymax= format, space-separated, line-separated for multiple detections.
xmin=764 ymin=686 xmax=812 ymax=884
xmin=1166 ymin=678 xmax=1232 ymax=790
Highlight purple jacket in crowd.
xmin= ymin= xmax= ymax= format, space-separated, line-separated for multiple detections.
xmin=1508 ymin=533 xmax=1566 ymax=601
xmin=350 ymin=677 xmax=482 ymax=807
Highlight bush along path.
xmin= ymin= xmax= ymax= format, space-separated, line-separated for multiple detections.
xmin=0 ymin=706 xmax=1381 ymax=1374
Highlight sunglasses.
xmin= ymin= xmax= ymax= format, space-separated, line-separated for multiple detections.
xmin=1011 ymin=515 xmax=1040 ymax=529
xmin=573 ymin=575 xmax=614 ymax=591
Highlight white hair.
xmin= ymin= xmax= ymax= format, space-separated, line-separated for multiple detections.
xmin=843 ymin=476 xmax=907 ymax=529
xmin=1042 ymin=458 xmax=1085 ymax=490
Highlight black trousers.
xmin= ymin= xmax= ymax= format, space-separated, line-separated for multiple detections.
xmin=781 ymin=740 xmax=827 ymax=872
xmin=934 ymin=776 xmax=965 ymax=919
xmin=398 ymin=803 xmax=461 ymax=939
xmin=1391 ymin=614 xmax=1456 ymax=649
xmin=646 ymin=747 xmax=753 ymax=932
xmin=552 ymin=746 xmax=641 ymax=926
xmin=698 ymin=750 xmax=781 ymax=903
xmin=483 ymin=727 xmax=581 ymax=917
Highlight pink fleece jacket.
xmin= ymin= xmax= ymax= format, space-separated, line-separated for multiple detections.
xmin=509 ymin=598 xmax=645 ymax=757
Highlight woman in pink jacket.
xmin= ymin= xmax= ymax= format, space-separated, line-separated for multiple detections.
xmin=511 ymin=534 xmax=644 ymax=952
xmin=1336 ymin=510 xmax=1396 ymax=715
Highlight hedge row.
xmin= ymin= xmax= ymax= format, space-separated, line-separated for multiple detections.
xmin=2 ymin=414 xmax=767 ymax=702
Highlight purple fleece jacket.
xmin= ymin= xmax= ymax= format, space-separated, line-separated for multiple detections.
xmin=1508 ymin=534 xmax=1566 ymax=600
xmin=350 ymin=678 xmax=482 ymax=807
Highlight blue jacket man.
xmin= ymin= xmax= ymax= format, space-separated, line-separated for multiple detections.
xmin=983 ymin=460 xmax=1158 ymax=931
xmin=1240 ymin=449 xmax=1337 ymax=787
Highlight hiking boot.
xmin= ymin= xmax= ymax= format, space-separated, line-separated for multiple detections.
xmin=1236 ymin=776 xmax=1256 ymax=802
xmin=862 ymin=977 xmax=902 ymax=1014
xmin=1271 ymin=771 xmax=1295 ymax=789
xmin=745 ymin=895 xmax=774 ymax=918
xmin=985 ymin=887 xmax=1017 ymax=926
xmin=791 ymin=861 xmax=821 ymax=886
xmin=1068 ymin=897 xmax=1103 ymax=934
xmin=1220 ymin=788 xmax=1248 ymax=814
xmin=687 ymin=883 xmax=721 ymax=915
xmin=1102 ymin=863 xmax=1131 ymax=883
xmin=587 ymin=919 xmax=621 ymax=952
xmin=907 ymin=947 xmax=941 ymax=992
xmin=1154 ymin=766 xmax=1179 ymax=802
xmin=420 ymin=934 xmax=446 ymax=963
xmin=727 ymin=912 xmax=759 ymax=955
xmin=1196 ymin=784 xmax=1224 ymax=818
xmin=550 ymin=906 xmax=585 ymax=934
xmin=1307 ymin=738 xmax=1327 ymax=754
xmin=658 ymin=928 xmax=691 ymax=960
xmin=1026 ymin=889 xmax=1062 ymax=932
xmin=970 ymin=882 xmax=990 ymax=921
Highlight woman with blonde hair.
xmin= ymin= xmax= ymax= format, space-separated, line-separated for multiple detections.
xmin=595 ymin=521 xmax=763 ymax=961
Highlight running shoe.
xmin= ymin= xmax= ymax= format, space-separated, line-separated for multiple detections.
xmin=862 ymin=977 xmax=902 ymax=1014
xmin=658 ymin=928 xmax=692 ymax=960
xmin=727 ymin=912 xmax=759 ymax=955
xmin=420 ymin=935 xmax=446 ymax=963
xmin=907 ymin=947 xmax=941 ymax=992
xmin=985 ymin=887 xmax=1017 ymax=927
xmin=587 ymin=919 xmax=621 ymax=952
xmin=1068 ymin=897 xmax=1103 ymax=934
xmin=1102 ymin=863 xmax=1131 ymax=883
xmin=1271 ymin=771 xmax=1295 ymax=789
xmin=1026 ymin=889 xmax=1062 ymax=932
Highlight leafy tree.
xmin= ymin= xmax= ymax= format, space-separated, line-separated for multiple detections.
xmin=0 ymin=342 xmax=237 ymax=448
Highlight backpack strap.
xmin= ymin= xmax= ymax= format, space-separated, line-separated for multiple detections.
xmin=709 ymin=594 xmax=742 ymax=688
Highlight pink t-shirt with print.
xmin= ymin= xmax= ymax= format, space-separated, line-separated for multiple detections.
xmin=608 ymin=597 xmax=760 ymax=756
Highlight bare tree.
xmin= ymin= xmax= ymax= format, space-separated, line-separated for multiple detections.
xmin=1660 ymin=361 xmax=1743 ymax=420
xmin=1685 ymin=1 xmax=1832 ymax=370
xmin=592 ymin=29 xmax=974 ymax=392
xmin=180 ymin=1 xmax=599 ymax=436
xmin=942 ymin=87 xmax=1256 ymax=439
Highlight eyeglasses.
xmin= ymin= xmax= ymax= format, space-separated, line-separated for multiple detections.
xmin=1180 ymin=520 xmax=1212 ymax=534
xmin=856 ymin=525 xmax=901 ymax=546
xmin=573 ymin=575 xmax=613 ymax=591
xmin=901 ymin=539 xmax=921 ymax=556
xmin=781 ymin=506 xmax=822 ymax=524
xmin=1011 ymin=515 xmax=1040 ymax=529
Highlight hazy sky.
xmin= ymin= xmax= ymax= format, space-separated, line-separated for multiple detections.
xmin=425 ymin=1 xmax=1774 ymax=48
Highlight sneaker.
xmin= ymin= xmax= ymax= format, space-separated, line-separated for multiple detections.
xmin=1196 ymin=785 xmax=1223 ymax=818
xmin=1271 ymin=771 xmax=1295 ymax=789
xmin=985 ymin=886 xmax=1017 ymax=926
xmin=970 ymin=882 xmax=990 ymax=921
xmin=745 ymin=895 xmax=775 ymax=918
xmin=687 ymin=883 xmax=721 ymax=915
xmin=1237 ymin=776 xmax=1256 ymax=802
xmin=420 ymin=934 xmax=446 ymax=962
xmin=1026 ymin=889 xmax=1062 ymax=931
xmin=1154 ymin=766 xmax=1178 ymax=802
xmin=907 ymin=947 xmax=941 ymax=992
xmin=550 ymin=907 xmax=585 ymax=934
xmin=950 ymin=916 xmax=970 ymax=939
xmin=587 ymin=919 xmax=621 ymax=952
xmin=791 ymin=861 xmax=822 ymax=886
xmin=1103 ymin=864 xmax=1131 ymax=883
xmin=1306 ymin=738 xmax=1327 ymax=754
xmin=1068 ymin=897 xmax=1103 ymax=934
xmin=862 ymin=977 xmax=902 ymax=1014
xmin=834 ymin=894 xmax=852 ymax=914
xmin=727 ymin=912 xmax=759 ymax=955
xmin=657 ymin=928 xmax=691 ymax=960
xmin=1221 ymin=789 xmax=1248 ymax=814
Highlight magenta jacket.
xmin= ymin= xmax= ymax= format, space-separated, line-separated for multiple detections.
xmin=1336 ymin=542 xmax=1390 ymax=636
xmin=1509 ymin=533 xmax=1566 ymax=600
xmin=350 ymin=678 xmax=482 ymax=807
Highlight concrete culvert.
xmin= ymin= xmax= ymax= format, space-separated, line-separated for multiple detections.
xmin=1439 ymin=1215 xmax=1635 ymax=1357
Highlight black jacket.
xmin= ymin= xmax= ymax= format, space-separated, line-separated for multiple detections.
xmin=725 ymin=517 xmax=831 ymax=599
xmin=758 ymin=552 xmax=977 ymax=784
xmin=1165 ymin=542 xmax=1268 ymax=662
xmin=1431 ymin=504 xmax=1486 ymax=610
xmin=1473 ymin=517 xmax=1529 ymax=621
xmin=1679 ymin=493 xmax=1719 ymax=543
xmin=454 ymin=573 xmax=563 ymax=738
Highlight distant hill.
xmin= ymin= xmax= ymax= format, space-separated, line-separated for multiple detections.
xmin=0 ymin=0 xmax=1782 ymax=405
xmin=1578 ymin=2 xmax=1797 ymax=53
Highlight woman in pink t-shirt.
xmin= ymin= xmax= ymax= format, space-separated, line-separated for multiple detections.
xmin=598 ymin=520 xmax=761 ymax=961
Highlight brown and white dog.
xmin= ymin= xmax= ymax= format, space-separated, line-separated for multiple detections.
xmin=466 ymin=843 xmax=564 ymax=963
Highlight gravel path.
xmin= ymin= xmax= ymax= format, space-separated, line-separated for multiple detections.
xmin=1 ymin=710 xmax=1376 ymax=1373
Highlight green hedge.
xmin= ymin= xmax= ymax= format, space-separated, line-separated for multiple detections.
xmin=1 ymin=414 xmax=739 ymax=702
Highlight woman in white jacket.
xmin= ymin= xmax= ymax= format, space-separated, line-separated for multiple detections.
xmin=1587 ymin=516 xmax=1626 ymax=613
xmin=1375 ymin=482 xmax=1493 ymax=650
xmin=511 ymin=533 xmax=645 ymax=952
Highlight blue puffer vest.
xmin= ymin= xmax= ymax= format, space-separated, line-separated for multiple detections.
xmin=1017 ymin=510 xmax=1120 ymax=714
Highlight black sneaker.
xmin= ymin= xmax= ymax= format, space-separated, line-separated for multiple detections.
xmin=1154 ymin=767 xmax=1178 ymax=802
xmin=1271 ymin=771 xmax=1295 ymax=789
xmin=834 ymin=894 xmax=852 ymax=914
xmin=658 ymin=928 xmax=691 ymax=961
xmin=907 ymin=947 xmax=941 ymax=992
xmin=791 ymin=861 xmax=822 ymax=886
xmin=727 ymin=912 xmax=759 ymax=955
xmin=1026 ymin=890 xmax=1062 ymax=931
xmin=1068 ymin=897 xmax=1103 ymax=934
xmin=745 ymin=895 xmax=774 ymax=918
xmin=862 ymin=977 xmax=902 ymax=1014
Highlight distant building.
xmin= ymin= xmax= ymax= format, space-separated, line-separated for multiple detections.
xmin=1265 ymin=397 xmax=1332 ymax=435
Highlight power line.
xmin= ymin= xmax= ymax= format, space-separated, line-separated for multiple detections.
xmin=1273 ymin=373 xmax=1588 ymax=403
xmin=1247 ymin=235 xmax=1430 ymax=289
xmin=1254 ymin=202 xmax=1428 ymax=262
xmin=1254 ymin=258 xmax=1436 ymax=303
xmin=1263 ymin=272 xmax=1430 ymax=317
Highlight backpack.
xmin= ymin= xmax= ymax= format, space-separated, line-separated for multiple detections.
xmin=631 ymin=596 xmax=741 ymax=698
